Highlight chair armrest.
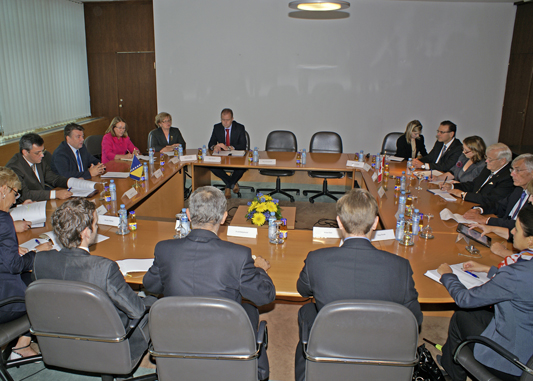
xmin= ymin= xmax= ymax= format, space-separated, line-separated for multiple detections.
xmin=125 ymin=307 xmax=150 ymax=337
xmin=256 ymin=320 xmax=267 ymax=349
xmin=0 ymin=296 xmax=25 ymax=308
xmin=301 ymin=319 xmax=309 ymax=346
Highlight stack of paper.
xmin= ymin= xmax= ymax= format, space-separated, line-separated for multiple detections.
xmin=427 ymin=189 xmax=456 ymax=202
xmin=10 ymin=201 xmax=47 ymax=227
xmin=67 ymin=178 xmax=97 ymax=197
xmin=386 ymin=155 xmax=404 ymax=162
xmin=20 ymin=231 xmax=110 ymax=252
xmin=116 ymin=258 xmax=154 ymax=276
xmin=440 ymin=208 xmax=476 ymax=224
xmin=101 ymin=172 xmax=130 ymax=179
xmin=212 ymin=150 xmax=246 ymax=157
xmin=425 ymin=263 xmax=490 ymax=289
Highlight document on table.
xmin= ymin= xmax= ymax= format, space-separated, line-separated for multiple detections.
xmin=386 ymin=155 xmax=404 ymax=162
xmin=440 ymin=208 xmax=476 ymax=224
xmin=414 ymin=170 xmax=443 ymax=179
xmin=10 ymin=201 xmax=47 ymax=226
xmin=116 ymin=259 xmax=154 ymax=276
xmin=101 ymin=172 xmax=130 ymax=179
xmin=20 ymin=231 xmax=109 ymax=252
xmin=425 ymin=263 xmax=490 ymax=289
xmin=137 ymin=155 xmax=150 ymax=161
xmin=67 ymin=178 xmax=97 ymax=197
xmin=212 ymin=150 xmax=246 ymax=157
xmin=427 ymin=189 xmax=456 ymax=202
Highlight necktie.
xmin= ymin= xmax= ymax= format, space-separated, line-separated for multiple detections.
xmin=225 ymin=129 xmax=230 ymax=147
xmin=32 ymin=164 xmax=41 ymax=182
xmin=436 ymin=144 xmax=447 ymax=163
xmin=76 ymin=150 xmax=83 ymax=172
xmin=476 ymin=173 xmax=494 ymax=193
xmin=512 ymin=191 xmax=527 ymax=220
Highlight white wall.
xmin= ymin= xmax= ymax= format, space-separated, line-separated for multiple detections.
xmin=153 ymin=0 xmax=515 ymax=153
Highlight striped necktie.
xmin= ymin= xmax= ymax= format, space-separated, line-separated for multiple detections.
xmin=511 ymin=191 xmax=527 ymax=220
xmin=76 ymin=150 xmax=83 ymax=172
xmin=436 ymin=144 xmax=447 ymax=163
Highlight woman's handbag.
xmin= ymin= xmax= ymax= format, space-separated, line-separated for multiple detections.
xmin=413 ymin=344 xmax=446 ymax=381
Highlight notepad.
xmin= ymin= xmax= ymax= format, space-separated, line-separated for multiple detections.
xmin=427 ymin=189 xmax=456 ymax=202
xmin=10 ymin=201 xmax=47 ymax=225
xmin=116 ymin=259 xmax=154 ymax=276
xmin=425 ymin=263 xmax=490 ymax=289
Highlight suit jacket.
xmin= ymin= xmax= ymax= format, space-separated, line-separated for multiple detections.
xmin=0 ymin=211 xmax=35 ymax=316
xmin=143 ymin=229 xmax=275 ymax=307
xmin=150 ymin=127 xmax=186 ymax=153
xmin=51 ymin=141 xmax=100 ymax=180
xmin=208 ymin=122 xmax=247 ymax=151
xmin=449 ymin=154 xmax=486 ymax=183
xmin=420 ymin=138 xmax=463 ymax=172
xmin=454 ymin=163 xmax=515 ymax=206
xmin=482 ymin=187 xmax=526 ymax=230
xmin=6 ymin=152 xmax=69 ymax=202
xmin=297 ymin=237 xmax=423 ymax=325
xmin=441 ymin=260 xmax=533 ymax=376
xmin=395 ymin=135 xmax=428 ymax=160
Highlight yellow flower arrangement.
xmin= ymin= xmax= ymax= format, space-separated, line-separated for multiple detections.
xmin=245 ymin=193 xmax=282 ymax=227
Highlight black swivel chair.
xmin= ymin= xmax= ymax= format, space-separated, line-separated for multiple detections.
xmin=25 ymin=279 xmax=156 ymax=381
xmin=381 ymin=132 xmax=403 ymax=156
xmin=85 ymin=135 xmax=104 ymax=161
xmin=302 ymin=132 xmax=345 ymax=203
xmin=256 ymin=131 xmax=300 ymax=202
xmin=301 ymin=300 xmax=419 ymax=380
xmin=454 ymin=336 xmax=533 ymax=381
xmin=149 ymin=296 xmax=267 ymax=381
xmin=147 ymin=129 xmax=157 ymax=151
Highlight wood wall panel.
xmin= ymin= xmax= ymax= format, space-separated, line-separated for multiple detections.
xmin=510 ymin=2 xmax=533 ymax=54
xmin=87 ymin=53 xmax=119 ymax=118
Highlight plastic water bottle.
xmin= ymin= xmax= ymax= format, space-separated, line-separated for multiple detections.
xmin=142 ymin=163 xmax=148 ymax=181
xmin=180 ymin=208 xmax=190 ymax=236
xmin=117 ymin=204 xmax=130 ymax=235
xmin=395 ymin=213 xmax=405 ymax=242
xmin=400 ymin=171 xmax=406 ymax=192
xmin=301 ymin=149 xmax=307 ymax=165
xmin=104 ymin=186 xmax=111 ymax=202
xmin=412 ymin=209 xmax=420 ymax=235
xmin=149 ymin=148 xmax=154 ymax=164
xmin=109 ymin=180 xmax=116 ymax=201
xmin=202 ymin=145 xmax=207 ymax=158
xmin=406 ymin=159 xmax=412 ymax=177
xmin=359 ymin=150 xmax=364 ymax=162
xmin=398 ymin=191 xmax=406 ymax=215
xmin=253 ymin=147 xmax=259 ymax=163
xmin=268 ymin=212 xmax=277 ymax=240
xmin=178 ymin=144 xmax=183 ymax=157
xmin=174 ymin=212 xmax=184 ymax=239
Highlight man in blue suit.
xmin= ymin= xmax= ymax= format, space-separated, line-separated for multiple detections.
xmin=51 ymin=123 xmax=105 ymax=179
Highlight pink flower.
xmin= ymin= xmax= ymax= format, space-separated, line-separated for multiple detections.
xmin=456 ymin=161 xmax=463 ymax=168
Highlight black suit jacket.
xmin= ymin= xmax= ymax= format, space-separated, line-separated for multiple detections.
xmin=150 ymin=127 xmax=186 ymax=153
xmin=143 ymin=229 xmax=275 ymax=307
xmin=6 ymin=153 xmax=69 ymax=202
xmin=395 ymin=135 xmax=428 ymax=160
xmin=454 ymin=163 xmax=515 ymax=206
xmin=483 ymin=187 xmax=526 ymax=230
xmin=420 ymin=138 xmax=463 ymax=172
xmin=297 ymin=237 xmax=423 ymax=325
xmin=208 ymin=122 xmax=247 ymax=151
xmin=51 ymin=141 xmax=100 ymax=180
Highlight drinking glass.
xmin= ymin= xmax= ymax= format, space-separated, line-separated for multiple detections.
xmin=420 ymin=213 xmax=434 ymax=239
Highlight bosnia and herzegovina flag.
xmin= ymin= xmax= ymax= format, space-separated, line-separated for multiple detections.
xmin=129 ymin=155 xmax=143 ymax=181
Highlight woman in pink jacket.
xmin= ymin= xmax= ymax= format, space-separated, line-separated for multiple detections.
xmin=101 ymin=117 xmax=140 ymax=164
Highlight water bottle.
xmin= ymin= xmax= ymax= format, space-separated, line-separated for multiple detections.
xmin=301 ymin=149 xmax=307 ymax=165
xmin=202 ymin=145 xmax=207 ymax=157
xmin=406 ymin=159 xmax=412 ymax=177
xmin=180 ymin=208 xmax=190 ymax=236
xmin=398 ymin=191 xmax=406 ymax=215
xmin=412 ymin=209 xmax=420 ymax=235
xmin=178 ymin=144 xmax=183 ymax=157
xmin=359 ymin=150 xmax=364 ymax=162
xmin=109 ymin=180 xmax=116 ymax=201
xmin=395 ymin=213 xmax=405 ymax=242
xmin=268 ymin=212 xmax=277 ymax=240
xmin=128 ymin=211 xmax=137 ymax=231
xmin=174 ymin=212 xmax=184 ymax=239
xmin=142 ymin=163 xmax=148 ymax=181
xmin=117 ymin=204 xmax=130 ymax=235
xmin=400 ymin=171 xmax=406 ymax=192
xmin=253 ymin=147 xmax=259 ymax=163
xmin=104 ymin=186 xmax=111 ymax=202
xmin=149 ymin=148 xmax=154 ymax=164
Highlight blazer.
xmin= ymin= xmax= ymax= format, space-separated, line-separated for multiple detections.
xmin=143 ymin=229 xmax=276 ymax=307
xmin=441 ymin=260 xmax=533 ymax=376
xmin=395 ymin=135 xmax=428 ymax=160
xmin=6 ymin=152 xmax=69 ymax=202
xmin=150 ymin=127 xmax=186 ymax=153
xmin=454 ymin=163 xmax=515 ymax=206
xmin=297 ymin=237 xmax=423 ymax=325
xmin=208 ymin=122 xmax=247 ymax=151
xmin=420 ymin=138 xmax=463 ymax=172
xmin=483 ymin=187 xmax=526 ymax=230
xmin=101 ymin=133 xmax=139 ymax=164
xmin=449 ymin=154 xmax=486 ymax=183
xmin=0 ymin=211 xmax=35 ymax=317
xmin=51 ymin=141 xmax=100 ymax=180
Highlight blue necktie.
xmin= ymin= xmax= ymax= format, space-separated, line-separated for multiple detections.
xmin=76 ymin=150 xmax=83 ymax=172
xmin=512 ymin=191 xmax=527 ymax=220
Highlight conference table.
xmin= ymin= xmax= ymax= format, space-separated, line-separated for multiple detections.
xmin=17 ymin=153 xmax=510 ymax=308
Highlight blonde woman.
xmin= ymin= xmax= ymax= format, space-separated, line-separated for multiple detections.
xmin=101 ymin=117 xmax=140 ymax=163
xmin=395 ymin=120 xmax=427 ymax=160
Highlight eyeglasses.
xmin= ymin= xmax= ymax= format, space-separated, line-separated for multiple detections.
xmin=31 ymin=148 xmax=46 ymax=156
xmin=510 ymin=167 xmax=528 ymax=174
xmin=7 ymin=186 xmax=20 ymax=200
xmin=114 ymin=126 xmax=126 ymax=130
xmin=486 ymin=156 xmax=500 ymax=162
xmin=161 ymin=119 xmax=171 ymax=124
xmin=436 ymin=130 xmax=451 ymax=134
xmin=463 ymin=149 xmax=472 ymax=154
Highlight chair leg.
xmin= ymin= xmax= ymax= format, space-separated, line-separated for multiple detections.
xmin=304 ymin=179 xmax=345 ymax=203
xmin=257 ymin=177 xmax=300 ymax=202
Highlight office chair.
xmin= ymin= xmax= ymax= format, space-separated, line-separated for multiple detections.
xmin=42 ymin=150 xmax=53 ymax=169
xmin=213 ymin=130 xmax=255 ymax=198
xmin=147 ymin=129 xmax=157 ymax=151
xmin=381 ymin=132 xmax=403 ymax=156
xmin=301 ymin=300 xmax=419 ymax=381
xmin=256 ymin=130 xmax=300 ymax=202
xmin=0 ymin=297 xmax=42 ymax=381
xmin=149 ymin=296 xmax=267 ymax=381
xmin=25 ymin=279 xmax=156 ymax=381
xmin=454 ymin=336 xmax=533 ymax=381
xmin=302 ymin=132 xmax=345 ymax=203
xmin=85 ymin=135 xmax=104 ymax=160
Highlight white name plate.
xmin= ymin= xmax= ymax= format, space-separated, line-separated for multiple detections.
xmin=258 ymin=159 xmax=276 ymax=165
xmin=153 ymin=169 xmax=163 ymax=179
xmin=364 ymin=163 xmax=372 ymax=172
xmin=372 ymin=172 xmax=378 ymax=182
xmin=123 ymin=187 xmax=138 ymax=199
xmin=98 ymin=215 xmax=120 ymax=227
xmin=227 ymin=226 xmax=258 ymax=238
xmin=96 ymin=205 xmax=108 ymax=215
xmin=169 ymin=156 xmax=180 ymax=164
xmin=180 ymin=155 xmax=197 ymax=162
xmin=203 ymin=156 xmax=222 ymax=163
xmin=313 ymin=227 xmax=341 ymax=238
xmin=377 ymin=186 xmax=386 ymax=198
xmin=346 ymin=160 xmax=364 ymax=168
xmin=370 ymin=229 xmax=396 ymax=242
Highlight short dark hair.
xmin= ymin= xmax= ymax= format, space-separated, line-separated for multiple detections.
xmin=518 ymin=204 xmax=533 ymax=238
xmin=51 ymin=198 xmax=96 ymax=249
xmin=64 ymin=123 xmax=84 ymax=138
xmin=221 ymin=108 xmax=233 ymax=118
xmin=19 ymin=133 xmax=44 ymax=153
xmin=440 ymin=120 xmax=457 ymax=134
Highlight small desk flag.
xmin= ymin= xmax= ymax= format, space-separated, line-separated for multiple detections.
xmin=129 ymin=155 xmax=143 ymax=181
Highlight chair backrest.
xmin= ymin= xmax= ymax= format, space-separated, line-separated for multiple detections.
xmin=309 ymin=131 xmax=343 ymax=154
xmin=149 ymin=296 xmax=258 ymax=381
xmin=381 ymin=132 xmax=403 ymax=155
xmin=25 ymin=279 xmax=134 ymax=375
xmin=42 ymin=150 xmax=53 ymax=168
xmin=245 ymin=130 xmax=251 ymax=151
xmin=147 ymin=129 xmax=157 ymax=150
xmin=265 ymin=130 xmax=297 ymax=152
xmin=84 ymin=135 xmax=103 ymax=159
xmin=305 ymin=300 xmax=419 ymax=381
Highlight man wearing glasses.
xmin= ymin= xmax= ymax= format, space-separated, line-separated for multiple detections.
xmin=6 ymin=133 xmax=73 ymax=202
xmin=412 ymin=120 xmax=462 ymax=172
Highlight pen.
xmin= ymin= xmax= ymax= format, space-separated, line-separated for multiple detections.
xmin=35 ymin=239 xmax=40 ymax=245
xmin=465 ymin=270 xmax=479 ymax=278
xmin=441 ymin=176 xmax=448 ymax=190
xmin=68 ymin=187 xmax=72 ymax=191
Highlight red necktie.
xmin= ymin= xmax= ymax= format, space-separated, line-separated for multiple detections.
xmin=225 ymin=129 xmax=230 ymax=147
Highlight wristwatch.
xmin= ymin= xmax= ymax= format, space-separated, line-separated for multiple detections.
xmin=461 ymin=192 xmax=466 ymax=200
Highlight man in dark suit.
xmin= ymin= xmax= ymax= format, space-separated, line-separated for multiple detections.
xmin=33 ymin=198 xmax=153 ymax=360
xmin=6 ymin=133 xmax=72 ymax=202
xmin=51 ymin=123 xmax=105 ymax=179
xmin=294 ymin=188 xmax=423 ymax=381
xmin=143 ymin=186 xmax=275 ymax=380
xmin=413 ymin=120 xmax=463 ymax=172
xmin=207 ymin=108 xmax=247 ymax=199
xmin=441 ymin=143 xmax=515 ymax=206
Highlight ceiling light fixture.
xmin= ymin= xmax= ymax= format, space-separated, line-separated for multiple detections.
xmin=289 ymin=0 xmax=350 ymax=11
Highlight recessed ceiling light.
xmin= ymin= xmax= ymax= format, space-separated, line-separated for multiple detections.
xmin=289 ymin=1 xmax=350 ymax=11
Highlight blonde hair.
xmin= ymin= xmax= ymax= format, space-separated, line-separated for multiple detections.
xmin=336 ymin=189 xmax=378 ymax=235
xmin=155 ymin=112 xmax=172 ymax=128
xmin=404 ymin=120 xmax=422 ymax=144
xmin=0 ymin=166 xmax=22 ymax=190
xmin=105 ymin=116 xmax=129 ymax=138
xmin=463 ymin=136 xmax=486 ymax=164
